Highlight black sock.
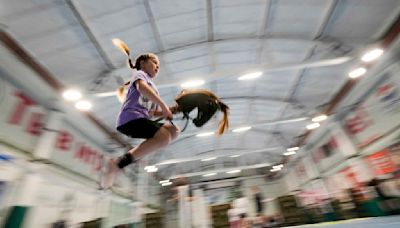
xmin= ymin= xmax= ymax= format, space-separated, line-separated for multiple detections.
xmin=117 ymin=153 xmax=135 ymax=169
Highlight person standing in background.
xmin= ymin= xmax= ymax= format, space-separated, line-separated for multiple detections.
xmin=252 ymin=186 xmax=265 ymax=217
xmin=233 ymin=191 xmax=250 ymax=228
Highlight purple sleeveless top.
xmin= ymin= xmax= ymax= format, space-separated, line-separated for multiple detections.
xmin=116 ymin=70 xmax=159 ymax=128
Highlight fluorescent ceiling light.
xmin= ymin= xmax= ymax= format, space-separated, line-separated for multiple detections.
xmin=201 ymin=157 xmax=217 ymax=162
xmin=95 ymin=91 xmax=117 ymax=97
xmin=230 ymin=155 xmax=240 ymax=158
xmin=306 ymin=122 xmax=320 ymax=130
xmin=226 ymin=170 xmax=241 ymax=174
xmin=312 ymin=115 xmax=327 ymax=122
xmin=232 ymin=126 xmax=252 ymax=133
xmin=348 ymin=67 xmax=367 ymax=79
xmin=284 ymin=151 xmax=296 ymax=156
xmin=270 ymin=169 xmax=280 ymax=172
xmin=196 ymin=132 xmax=214 ymax=137
xmin=162 ymin=182 xmax=172 ymax=186
xmin=203 ymin=173 xmax=217 ymax=177
xmin=361 ymin=48 xmax=383 ymax=62
xmin=147 ymin=167 xmax=158 ymax=173
xmin=159 ymin=180 xmax=170 ymax=184
xmin=145 ymin=165 xmax=156 ymax=170
xmin=238 ymin=71 xmax=262 ymax=80
xmin=62 ymin=89 xmax=82 ymax=101
xmin=181 ymin=80 xmax=205 ymax=88
xmin=75 ymin=100 xmax=92 ymax=111
xmin=286 ymin=147 xmax=299 ymax=152
xmin=273 ymin=164 xmax=283 ymax=169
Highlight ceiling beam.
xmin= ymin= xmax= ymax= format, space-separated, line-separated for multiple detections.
xmin=259 ymin=0 xmax=273 ymax=38
xmin=206 ymin=0 xmax=214 ymax=42
xmin=143 ymin=0 xmax=165 ymax=52
xmin=65 ymin=0 xmax=115 ymax=69
xmin=313 ymin=0 xmax=338 ymax=40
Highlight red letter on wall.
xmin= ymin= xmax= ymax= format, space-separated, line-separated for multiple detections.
xmin=55 ymin=131 xmax=73 ymax=151
xmin=26 ymin=113 xmax=44 ymax=136
xmin=8 ymin=92 xmax=36 ymax=125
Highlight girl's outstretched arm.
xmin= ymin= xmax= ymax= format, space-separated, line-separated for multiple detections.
xmin=135 ymin=79 xmax=173 ymax=120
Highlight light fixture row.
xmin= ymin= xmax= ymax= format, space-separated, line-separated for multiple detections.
xmin=348 ymin=48 xmax=384 ymax=79
xmin=196 ymin=126 xmax=252 ymax=137
xmin=62 ymin=89 xmax=92 ymax=111
xmin=158 ymin=170 xmax=242 ymax=187
xmin=304 ymin=48 xmax=384 ymax=132
xmin=270 ymin=164 xmax=284 ymax=172
xmin=180 ymin=48 xmax=382 ymax=88
xmin=282 ymin=47 xmax=385 ymax=160
xmin=180 ymin=71 xmax=263 ymax=88
xmin=201 ymin=169 xmax=242 ymax=178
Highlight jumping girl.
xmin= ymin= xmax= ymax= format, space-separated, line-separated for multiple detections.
xmin=101 ymin=40 xmax=179 ymax=188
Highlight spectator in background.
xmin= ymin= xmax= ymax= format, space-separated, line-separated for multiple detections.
xmin=233 ymin=191 xmax=250 ymax=228
xmin=348 ymin=187 xmax=365 ymax=217
xmin=251 ymin=186 xmax=265 ymax=217
xmin=227 ymin=203 xmax=240 ymax=228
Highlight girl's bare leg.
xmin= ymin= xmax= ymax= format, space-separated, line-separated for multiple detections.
xmin=129 ymin=123 xmax=179 ymax=159
xmin=101 ymin=123 xmax=179 ymax=188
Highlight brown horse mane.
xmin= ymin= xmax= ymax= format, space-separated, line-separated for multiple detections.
xmin=176 ymin=89 xmax=229 ymax=135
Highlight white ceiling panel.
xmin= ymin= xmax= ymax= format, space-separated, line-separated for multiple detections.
xmin=213 ymin=0 xmax=267 ymax=39
xmin=2 ymin=2 xmax=75 ymax=42
xmin=294 ymin=64 xmax=352 ymax=108
xmin=24 ymin=25 xmax=90 ymax=57
xmin=267 ymin=0 xmax=332 ymax=39
xmin=40 ymin=44 xmax=106 ymax=82
xmin=323 ymin=0 xmax=400 ymax=42
xmin=84 ymin=5 xmax=149 ymax=37
xmin=72 ymin=0 xmax=143 ymax=19
xmin=149 ymin=0 xmax=205 ymax=19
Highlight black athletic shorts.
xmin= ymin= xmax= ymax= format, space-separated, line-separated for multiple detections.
xmin=117 ymin=118 xmax=164 ymax=139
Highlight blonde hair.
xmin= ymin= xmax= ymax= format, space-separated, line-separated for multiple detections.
xmin=113 ymin=38 xmax=159 ymax=103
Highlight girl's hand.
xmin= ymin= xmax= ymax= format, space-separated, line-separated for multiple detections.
xmin=169 ymin=105 xmax=179 ymax=114
xmin=161 ymin=105 xmax=173 ymax=120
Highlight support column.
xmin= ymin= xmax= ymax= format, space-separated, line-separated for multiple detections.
xmin=178 ymin=185 xmax=190 ymax=228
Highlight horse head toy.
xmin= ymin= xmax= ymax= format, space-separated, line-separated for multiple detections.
xmin=113 ymin=38 xmax=230 ymax=135
xmin=171 ymin=89 xmax=229 ymax=135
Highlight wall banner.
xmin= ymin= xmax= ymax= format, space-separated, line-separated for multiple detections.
xmin=0 ymin=78 xmax=48 ymax=152
xmin=342 ymin=65 xmax=400 ymax=148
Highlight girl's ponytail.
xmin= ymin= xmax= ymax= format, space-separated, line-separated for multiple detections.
xmin=116 ymin=81 xmax=130 ymax=103
xmin=113 ymin=39 xmax=134 ymax=103
xmin=112 ymin=38 xmax=158 ymax=103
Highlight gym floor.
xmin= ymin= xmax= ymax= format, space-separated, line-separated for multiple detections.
xmin=289 ymin=215 xmax=400 ymax=228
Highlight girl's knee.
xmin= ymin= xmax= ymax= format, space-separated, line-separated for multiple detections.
xmin=170 ymin=126 xmax=180 ymax=140
xmin=157 ymin=127 xmax=172 ymax=145
xmin=164 ymin=124 xmax=179 ymax=140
